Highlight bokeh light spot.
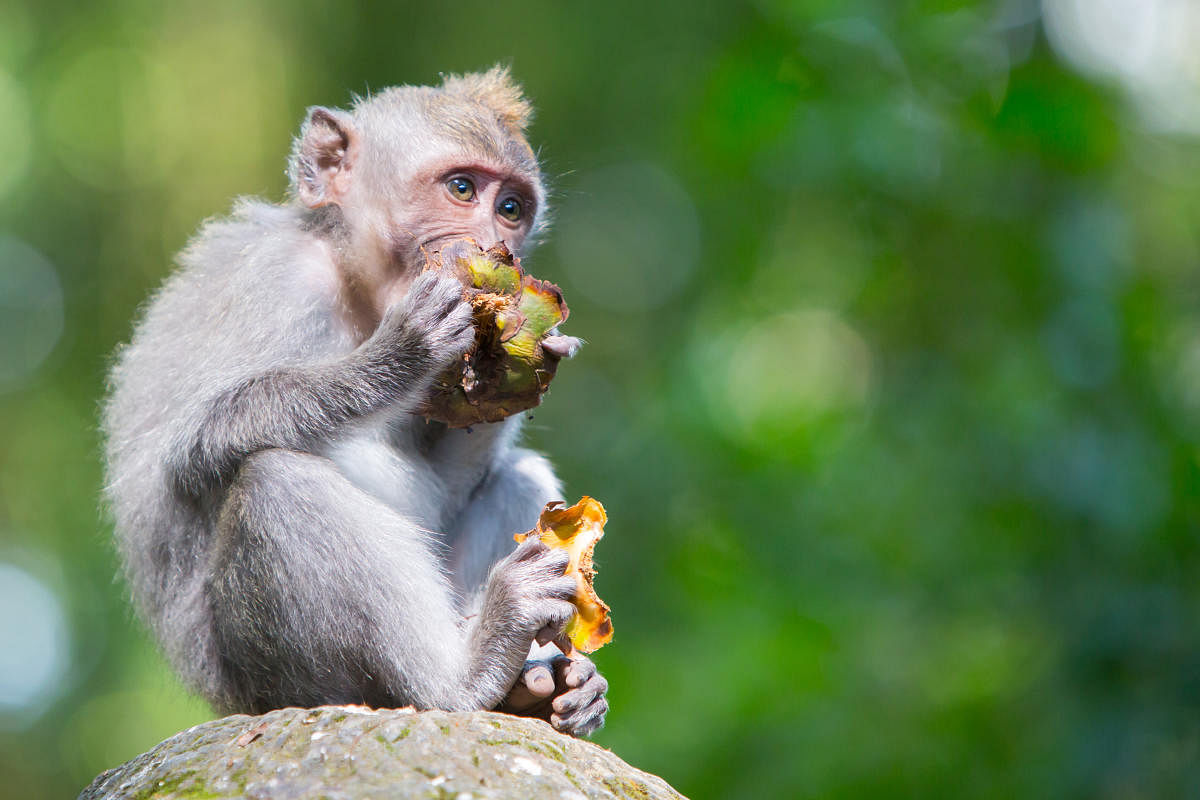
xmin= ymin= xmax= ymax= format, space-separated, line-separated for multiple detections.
xmin=1043 ymin=0 xmax=1200 ymax=133
xmin=0 ymin=563 xmax=70 ymax=717
xmin=556 ymin=163 xmax=699 ymax=312
xmin=851 ymin=99 xmax=943 ymax=192
xmin=1158 ymin=317 xmax=1200 ymax=426
xmin=0 ymin=236 xmax=64 ymax=392
xmin=46 ymin=46 xmax=162 ymax=188
xmin=0 ymin=69 xmax=32 ymax=199
xmin=752 ymin=203 xmax=870 ymax=309
xmin=1042 ymin=296 xmax=1119 ymax=388
xmin=1046 ymin=196 xmax=1129 ymax=291
xmin=1031 ymin=423 xmax=1169 ymax=537
xmin=701 ymin=309 xmax=873 ymax=445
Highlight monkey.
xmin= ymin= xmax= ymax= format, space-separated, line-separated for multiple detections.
xmin=100 ymin=67 xmax=608 ymax=737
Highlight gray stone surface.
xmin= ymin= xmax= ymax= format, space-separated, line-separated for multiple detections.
xmin=79 ymin=706 xmax=686 ymax=799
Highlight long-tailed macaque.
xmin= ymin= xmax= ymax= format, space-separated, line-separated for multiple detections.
xmin=101 ymin=67 xmax=607 ymax=736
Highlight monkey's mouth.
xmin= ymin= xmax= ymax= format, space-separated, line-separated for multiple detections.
xmin=384 ymin=233 xmax=448 ymax=268
xmin=399 ymin=235 xmax=457 ymax=262
xmin=419 ymin=236 xmax=454 ymax=255
xmin=419 ymin=234 xmax=512 ymax=258
xmin=419 ymin=238 xmax=570 ymax=428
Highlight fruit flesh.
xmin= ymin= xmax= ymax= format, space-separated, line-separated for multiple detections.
xmin=514 ymin=497 xmax=613 ymax=654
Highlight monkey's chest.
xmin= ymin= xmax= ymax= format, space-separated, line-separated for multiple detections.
xmin=318 ymin=416 xmax=493 ymax=535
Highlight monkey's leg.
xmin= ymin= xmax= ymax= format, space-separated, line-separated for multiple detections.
xmin=173 ymin=271 xmax=474 ymax=497
xmin=209 ymin=448 xmax=468 ymax=714
xmin=209 ymin=447 xmax=574 ymax=716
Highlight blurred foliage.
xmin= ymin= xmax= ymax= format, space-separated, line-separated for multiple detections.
xmin=2 ymin=0 xmax=1200 ymax=798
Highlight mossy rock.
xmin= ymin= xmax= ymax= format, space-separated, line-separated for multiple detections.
xmin=78 ymin=706 xmax=686 ymax=799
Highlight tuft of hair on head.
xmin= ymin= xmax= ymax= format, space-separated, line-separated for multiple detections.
xmin=440 ymin=65 xmax=533 ymax=133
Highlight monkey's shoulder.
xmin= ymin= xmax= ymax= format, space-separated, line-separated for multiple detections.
xmin=112 ymin=201 xmax=351 ymax=408
xmin=177 ymin=199 xmax=342 ymax=305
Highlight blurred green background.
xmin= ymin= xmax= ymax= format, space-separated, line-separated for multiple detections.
xmin=3 ymin=0 xmax=1200 ymax=797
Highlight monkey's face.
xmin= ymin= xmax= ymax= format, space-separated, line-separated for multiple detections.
xmin=290 ymin=80 xmax=546 ymax=310
xmin=381 ymin=154 xmax=541 ymax=271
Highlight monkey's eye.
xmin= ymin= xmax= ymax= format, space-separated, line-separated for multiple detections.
xmin=497 ymin=197 xmax=522 ymax=222
xmin=446 ymin=176 xmax=476 ymax=202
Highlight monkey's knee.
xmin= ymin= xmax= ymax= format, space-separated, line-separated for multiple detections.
xmin=227 ymin=447 xmax=327 ymax=500
xmin=213 ymin=448 xmax=357 ymax=605
xmin=217 ymin=449 xmax=335 ymax=537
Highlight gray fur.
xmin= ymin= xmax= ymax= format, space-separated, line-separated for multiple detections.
xmin=101 ymin=73 xmax=606 ymax=734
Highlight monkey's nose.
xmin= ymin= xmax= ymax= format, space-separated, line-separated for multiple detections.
xmin=478 ymin=220 xmax=505 ymax=251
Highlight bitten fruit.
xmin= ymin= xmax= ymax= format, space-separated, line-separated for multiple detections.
xmin=514 ymin=496 xmax=613 ymax=654
xmin=420 ymin=239 xmax=573 ymax=428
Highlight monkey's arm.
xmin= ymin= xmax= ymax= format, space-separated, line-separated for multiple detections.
xmin=173 ymin=272 xmax=473 ymax=496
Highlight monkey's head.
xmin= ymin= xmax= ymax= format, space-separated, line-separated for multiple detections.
xmin=289 ymin=66 xmax=545 ymax=282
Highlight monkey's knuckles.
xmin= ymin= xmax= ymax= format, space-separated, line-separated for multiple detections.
xmin=504 ymin=540 xmax=571 ymax=585
xmin=552 ymin=671 xmax=607 ymax=712
xmin=547 ymin=654 xmax=607 ymax=735
xmin=396 ymin=275 xmax=473 ymax=367
xmin=487 ymin=554 xmax=575 ymax=640
xmin=551 ymin=691 xmax=608 ymax=736
xmin=561 ymin=657 xmax=597 ymax=689
xmin=509 ymin=536 xmax=552 ymax=563
xmin=427 ymin=309 xmax=475 ymax=365
xmin=528 ymin=595 xmax=576 ymax=635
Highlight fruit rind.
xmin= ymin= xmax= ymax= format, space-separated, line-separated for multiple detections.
xmin=513 ymin=496 xmax=613 ymax=654
xmin=419 ymin=239 xmax=571 ymax=428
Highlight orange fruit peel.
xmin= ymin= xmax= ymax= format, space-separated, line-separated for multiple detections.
xmin=514 ymin=496 xmax=613 ymax=654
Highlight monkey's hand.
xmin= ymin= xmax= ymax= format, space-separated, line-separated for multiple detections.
xmin=498 ymin=643 xmax=608 ymax=737
xmin=466 ymin=538 xmax=578 ymax=710
xmin=369 ymin=271 xmax=475 ymax=384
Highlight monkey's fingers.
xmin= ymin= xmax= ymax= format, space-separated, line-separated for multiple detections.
xmin=535 ymin=624 xmax=563 ymax=647
xmin=550 ymin=675 xmax=609 ymax=737
xmin=548 ymin=652 xmax=607 ymax=736
xmin=551 ymin=631 xmax=575 ymax=657
xmin=496 ymin=660 xmax=556 ymax=715
xmin=510 ymin=536 xmax=551 ymax=562
xmin=557 ymin=653 xmax=597 ymax=690
xmin=541 ymin=334 xmax=582 ymax=360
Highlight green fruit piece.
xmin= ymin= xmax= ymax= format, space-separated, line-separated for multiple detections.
xmin=465 ymin=250 xmax=522 ymax=295
xmin=502 ymin=278 xmax=568 ymax=360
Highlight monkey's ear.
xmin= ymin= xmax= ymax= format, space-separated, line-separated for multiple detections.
xmin=292 ymin=108 xmax=358 ymax=208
